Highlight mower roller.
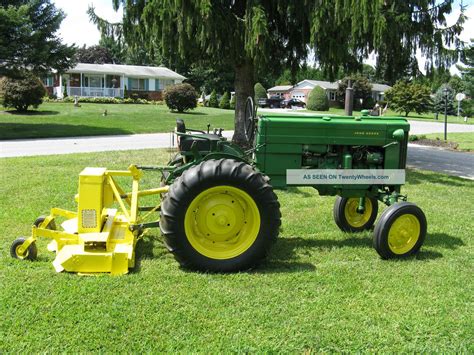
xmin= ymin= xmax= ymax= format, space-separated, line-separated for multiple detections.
xmin=11 ymin=98 xmax=427 ymax=274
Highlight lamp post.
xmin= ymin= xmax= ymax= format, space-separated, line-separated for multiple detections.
xmin=443 ymin=87 xmax=449 ymax=141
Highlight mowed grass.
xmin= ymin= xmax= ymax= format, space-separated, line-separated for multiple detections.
xmin=0 ymin=150 xmax=473 ymax=352
xmin=423 ymin=132 xmax=474 ymax=151
xmin=0 ymin=102 xmax=235 ymax=140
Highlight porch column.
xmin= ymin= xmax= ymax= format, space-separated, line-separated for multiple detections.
xmin=80 ymin=73 xmax=83 ymax=96
xmin=103 ymin=73 xmax=106 ymax=96
xmin=59 ymin=74 xmax=63 ymax=99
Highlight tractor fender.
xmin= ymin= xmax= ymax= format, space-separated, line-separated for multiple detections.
xmin=202 ymin=152 xmax=249 ymax=164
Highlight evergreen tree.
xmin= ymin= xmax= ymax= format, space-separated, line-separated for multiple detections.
xmin=385 ymin=81 xmax=432 ymax=117
xmin=433 ymin=84 xmax=455 ymax=116
xmin=0 ymin=0 xmax=76 ymax=77
xmin=219 ymin=92 xmax=231 ymax=109
xmin=458 ymin=39 xmax=474 ymax=98
xmin=208 ymin=90 xmax=219 ymax=108
xmin=75 ymin=45 xmax=114 ymax=64
xmin=112 ymin=0 xmax=465 ymax=144
xmin=254 ymin=83 xmax=267 ymax=99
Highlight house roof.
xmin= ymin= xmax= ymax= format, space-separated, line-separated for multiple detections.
xmin=268 ymin=85 xmax=293 ymax=92
xmin=371 ymin=83 xmax=392 ymax=92
xmin=66 ymin=63 xmax=186 ymax=80
xmin=295 ymin=79 xmax=391 ymax=92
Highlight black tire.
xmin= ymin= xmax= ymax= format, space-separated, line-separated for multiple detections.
xmin=160 ymin=159 xmax=281 ymax=272
xmin=34 ymin=215 xmax=56 ymax=230
xmin=333 ymin=196 xmax=378 ymax=232
xmin=373 ymin=202 xmax=427 ymax=259
xmin=10 ymin=237 xmax=37 ymax=260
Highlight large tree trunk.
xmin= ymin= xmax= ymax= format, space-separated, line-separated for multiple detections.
xmin=232 ymin=60 xmax=255 ymax=146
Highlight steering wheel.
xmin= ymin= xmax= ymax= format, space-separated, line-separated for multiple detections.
xmin=244 ymin=96 xmax=257 ymax=143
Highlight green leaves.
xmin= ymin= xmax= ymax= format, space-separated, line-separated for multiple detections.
xmin=385 ymin=81 xmax=432 ymax=117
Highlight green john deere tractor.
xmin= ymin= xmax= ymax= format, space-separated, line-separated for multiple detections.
xmin=159 ymin=98 xmax=426 ymax=272
xmin=11 ymin=98 xmax=427 ymax=274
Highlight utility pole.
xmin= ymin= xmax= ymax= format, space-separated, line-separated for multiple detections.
xmin=443 ymin=87 xmax=448 ymax=141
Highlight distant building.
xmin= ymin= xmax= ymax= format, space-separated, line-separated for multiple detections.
xmin=267 ymin=85 xmax=293 ymax=99
xmin=43 ymin=63 xmax=185 ymax=100
xmin=270 ymin=80 xmax=392 ymax=105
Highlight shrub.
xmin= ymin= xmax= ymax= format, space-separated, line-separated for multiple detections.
xmin=254 ymin=82 xmax=267 ymax=100
xmin=219 ymin=92 xmax=231 ymax=109
xmin=164 ymin=83 xmax=198 ymax=112
xmin=230 ymin=94 xmax=236 ymax=109
xmin=0 ymin=72 xmax=46 ymax=111
xmin=208 ymin=89 xmax=219 ymax=108
xmin=307 ymin=86 xmax=329 ymax=111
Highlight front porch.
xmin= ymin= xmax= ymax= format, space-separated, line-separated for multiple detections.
xmin=55 ymin=73 xmax=125 ymax=98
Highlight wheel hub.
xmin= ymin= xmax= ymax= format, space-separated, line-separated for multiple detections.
xmin=344 ymin=198 xmax=372 ymax=228
xmin=184 ymin=186 xmax=260 ymax=259
xmin=388 ymin=214 xmax=421 ymax=254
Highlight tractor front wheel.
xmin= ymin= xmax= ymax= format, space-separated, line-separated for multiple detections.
xmin=160 ymin=159 xmax=281 ymax=272
xmin=10 ymin=237 xmax=37 ymax=260
xmin=373 ymin=202 xmax=427 ymax=259
xmin=333 ymin=196 xmax=378 ymax=232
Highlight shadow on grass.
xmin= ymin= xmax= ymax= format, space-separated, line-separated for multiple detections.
xmin=285 ymin=186 xmax=314 ymax=198
xmin=131 ymin=237 xmax=156 ymax=273
xmin=407 ymin=169 xmax=469 ymax=187
xmin=3 ymin=110 xmax=60 ymax=116
xmin=0 ymin=123 xmax=132 ymax=140
xmin=424 ymin=232 xmax=465 ymax=249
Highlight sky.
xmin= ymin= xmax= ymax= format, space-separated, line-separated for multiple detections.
xmin=53 ymin=0 xmax=473 ymax=75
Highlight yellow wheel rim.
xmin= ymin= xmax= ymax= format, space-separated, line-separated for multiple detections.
xmin=387 ymin=214 xmax=421 ymax=254
xmin=344 ymin=198 xmax=373 ymax=228
xmin=15 ymin=245 xmax=28 ymax=260
xmin=184 ymin=186 xmax=260 ymax=259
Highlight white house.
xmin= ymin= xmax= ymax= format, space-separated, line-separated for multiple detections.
xmin=289 ymin=80 xmax=392 ymax=104
xmin=43 ymin=63 xmax=186 ymax=100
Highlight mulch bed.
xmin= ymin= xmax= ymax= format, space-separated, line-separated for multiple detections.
xmin=411 ymin=138 xmax=460 ymax=150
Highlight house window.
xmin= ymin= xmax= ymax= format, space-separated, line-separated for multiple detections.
xmin=156 ymin=79 xmax=174 ymax=90
xmin=329 ymin=91 xmax=336 ymax=101
xmin=42 ymin=76 xmax=53 ymax=87
xmin=84 ymin=75 xmax=103 ymax=88
xmin=130 ymin=78 xmax=146 ymax=91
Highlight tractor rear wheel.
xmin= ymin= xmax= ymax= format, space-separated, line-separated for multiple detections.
xmin=333 ymin=196 xmax=378 ymax=232
xmin=160 ymin=159 xmax=281 ymax=272
xmin=373 ymin=202 xmax=427 ymax=259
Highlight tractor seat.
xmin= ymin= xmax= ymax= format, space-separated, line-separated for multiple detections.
xmin=176 ymin=119 xmax=221 ymax=151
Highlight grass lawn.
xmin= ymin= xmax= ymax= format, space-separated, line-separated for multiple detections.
xmin=309 ymin=107 xmax=473 ymax=125
xmin=0 ymin=102 xmax=235 ymax=140
xmin=1 ymin=149 xmax=472 ymax=352
xmin=421 ymin=132 xmax=474 ymax=152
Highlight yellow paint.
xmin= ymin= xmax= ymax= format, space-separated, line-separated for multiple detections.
xmin=388 ymin=214 xmax=421 ymax=254
xmin=344 ymin=198 xmax=373 ymax=228
xmin=184 ymin=186 xmax=260 ymax=260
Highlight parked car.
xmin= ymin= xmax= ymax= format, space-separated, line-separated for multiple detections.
xmin=257 ymin=96 xmax=283 ymax=108
xmin=281 ymin=98 xmax=306 ymax=108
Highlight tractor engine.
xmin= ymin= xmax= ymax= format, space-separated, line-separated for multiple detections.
xmin=301 ymin=145 xmax=384 ymax=169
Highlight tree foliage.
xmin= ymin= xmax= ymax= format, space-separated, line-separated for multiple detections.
xmin=208 ymin=90 xmax=219 ymax=108
xmin=163 ymin=83 xmax=198 ymax=112
xmin=433 ymin=84 xmax=455 ymax=115
xmin=0 ymin=72 xmax=46 ymax=111
xmin=385 ymin=81 xmax=432 ymax=117
xmin=307 ymin=86 xmax=329 ymax=111
xmin=254 ymin=83 xmax=267 ymax=99
xmin=219 ymin=92 xmax=231 ymax=109
xmin=0 ymin=0 xmax=76 ymax=78
xmin=458 ymin=39 xmax=474 ymax=99
xmin=75 ymin=45 xmax=114 ymax=64
xmin=337 ymin=75 xmax=373 ymax=109
xmin=113 ymin=0 xmax=465 ymax=144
